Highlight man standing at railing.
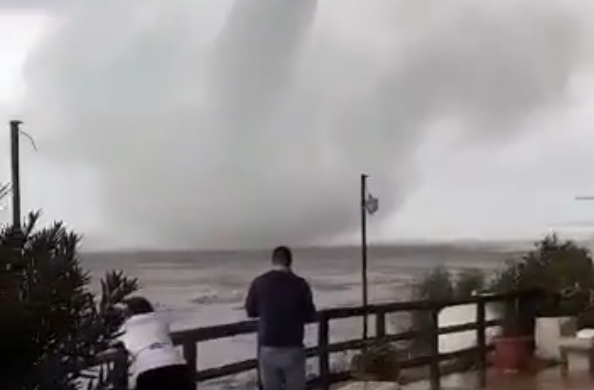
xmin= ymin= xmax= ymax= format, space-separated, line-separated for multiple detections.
xmin=245 ymin=246 xmax=317 ymax=390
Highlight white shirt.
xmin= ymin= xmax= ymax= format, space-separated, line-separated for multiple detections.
xmin=119 ymin=312 xmax=185 ymax=387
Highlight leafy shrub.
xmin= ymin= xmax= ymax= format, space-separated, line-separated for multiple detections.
xmin=490 ymin=234 xmax=594 ymax=319
xmin=454 ymin=269 xmax=486 ymax=299
xmin=402 ymin=266 xmax=485 ymax=356
xmin=350 ymin=342 xmax=400 ymax=381
xmin=0 ymin=212 xmax=139 ymax=390
xmin=373 ymin=234 xmax=593 ymax=381
xmin=399 ymin=234 xmax=594 ymax=347
xmin=412 ymin=265 xmax=455 ymax=301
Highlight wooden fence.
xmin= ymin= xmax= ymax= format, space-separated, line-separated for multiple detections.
xmin=96 ymin=291 xmax=531 ymax=390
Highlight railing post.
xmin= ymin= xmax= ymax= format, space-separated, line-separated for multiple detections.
xmin=375 ymin=309 xmax=386 ymax=339
xmin=517 ymin=289 xmax=540 ymax=351
xmin=318 ymin=313 xmax=330 ymax=390
xmin=257 ymin=346 xmax=263 ymax=390
xmin=428 ymin=308 xmax=441 ymax=390
xmin=182 ymin=341 xmax=198 ymax=389
xmin=476 ymin=298 xmax=487 ymax=388
xmin=112 ymin=347 xmax=129 ymax=390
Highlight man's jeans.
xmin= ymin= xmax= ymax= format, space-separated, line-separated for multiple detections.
xmin=259 ymin=346 xmax=306 ymax=390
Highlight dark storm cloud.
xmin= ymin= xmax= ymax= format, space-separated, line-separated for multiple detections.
xmin=19 ymin=0 xmax=594 ymax=249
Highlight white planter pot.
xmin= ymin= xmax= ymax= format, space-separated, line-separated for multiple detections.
xmin=535 ymin=316 xmax=577 ymax=360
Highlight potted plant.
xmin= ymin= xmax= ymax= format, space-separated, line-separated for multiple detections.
xmin=490 ymin=260 xmax=535 ymax=374
xmin=350 ymin=341 xmax=400 ymax=382
xmin=526 ymin=235 xmax=593 ymax=360
xmin=493 ymin=299 xmax=533 ymax=374
xmin=488 ymin=235 xmax=594 ymax=365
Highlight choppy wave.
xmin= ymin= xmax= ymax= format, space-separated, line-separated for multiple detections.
xmin=190 ymin=290 xmax=246 ymax=306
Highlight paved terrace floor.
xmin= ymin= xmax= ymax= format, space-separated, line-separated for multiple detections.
xmin=340 ymin=362 xmax=594 ymax=390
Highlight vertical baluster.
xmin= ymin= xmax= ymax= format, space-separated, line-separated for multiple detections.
xmin=476 ymin=298 xmax=487 ymax=388
xmin=318 ymin=313 xmax=330 ymax=390
xmin=428 ymin=308 xmax=441 ymax=390
xmin=183 ymin=341 xmax=198 ymax=389
xmin=376 ymin=309 xmax=386 ymax=340
xmin=112 ymin=347 xmax=128 ymax=390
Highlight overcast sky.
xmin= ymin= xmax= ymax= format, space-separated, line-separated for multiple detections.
xmin=2 ymin=1 xmax=594 ymax=249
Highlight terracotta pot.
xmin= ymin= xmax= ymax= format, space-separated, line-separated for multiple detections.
xmin=493 ymin=335 xmax=533 ymax=374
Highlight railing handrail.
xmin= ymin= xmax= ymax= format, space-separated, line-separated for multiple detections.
xmin=170 ymin=290 xmax=521 ymax=343
xmin=91 ymin=289 xmax=533 ymax=390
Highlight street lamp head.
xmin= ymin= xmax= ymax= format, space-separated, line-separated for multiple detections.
xmin=365 ymin=195 xmax=379 ymax=215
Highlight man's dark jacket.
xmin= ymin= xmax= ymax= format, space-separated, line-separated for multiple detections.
xmin=245 ymin=269 xmax=316 ymax=347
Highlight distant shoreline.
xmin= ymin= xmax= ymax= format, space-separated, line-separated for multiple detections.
xmin=80 ymin=241 xmax=535 ymax=255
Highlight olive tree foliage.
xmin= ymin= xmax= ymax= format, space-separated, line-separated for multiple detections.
xmin=0 ymin=211 xmax=139 ymax=390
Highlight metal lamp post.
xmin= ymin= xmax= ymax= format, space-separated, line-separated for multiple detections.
xmin=360 ymin=174 xmax=379 ymax=343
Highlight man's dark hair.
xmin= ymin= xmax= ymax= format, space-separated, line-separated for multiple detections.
xmin=124 ymin=296 xmax=154 ymax=316
xmin=272 ymin=246 xmax=292 ymax=267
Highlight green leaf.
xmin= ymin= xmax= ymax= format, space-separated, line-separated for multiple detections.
xmin=0 ymin=212 xmax=140 ymax=390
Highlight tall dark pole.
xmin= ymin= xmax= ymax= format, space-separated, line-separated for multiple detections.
xmin=360 ymin=173 xmax=369 ymax=342
xmin=10 ymin=120 xmax=22 ymax=229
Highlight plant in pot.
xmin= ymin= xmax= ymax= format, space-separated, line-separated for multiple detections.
xmin=487 ymin=234 xmax=594 ymax=368
xmin=350 ymin=340 xmax=400 ymax=382
xmin=511 ymin=234 xmax=593 ymax=361
xmin=493 ymin=299 xmax=533 ymax=374
xmin=490 ymin=262 xmax=534 ymax=374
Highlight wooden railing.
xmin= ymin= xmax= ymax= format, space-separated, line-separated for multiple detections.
xmin=95 ymin=291 xmax=532 ymax=390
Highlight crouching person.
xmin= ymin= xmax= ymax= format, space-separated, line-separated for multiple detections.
xmin=118 ymin=297 xmax=194 ymax=390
